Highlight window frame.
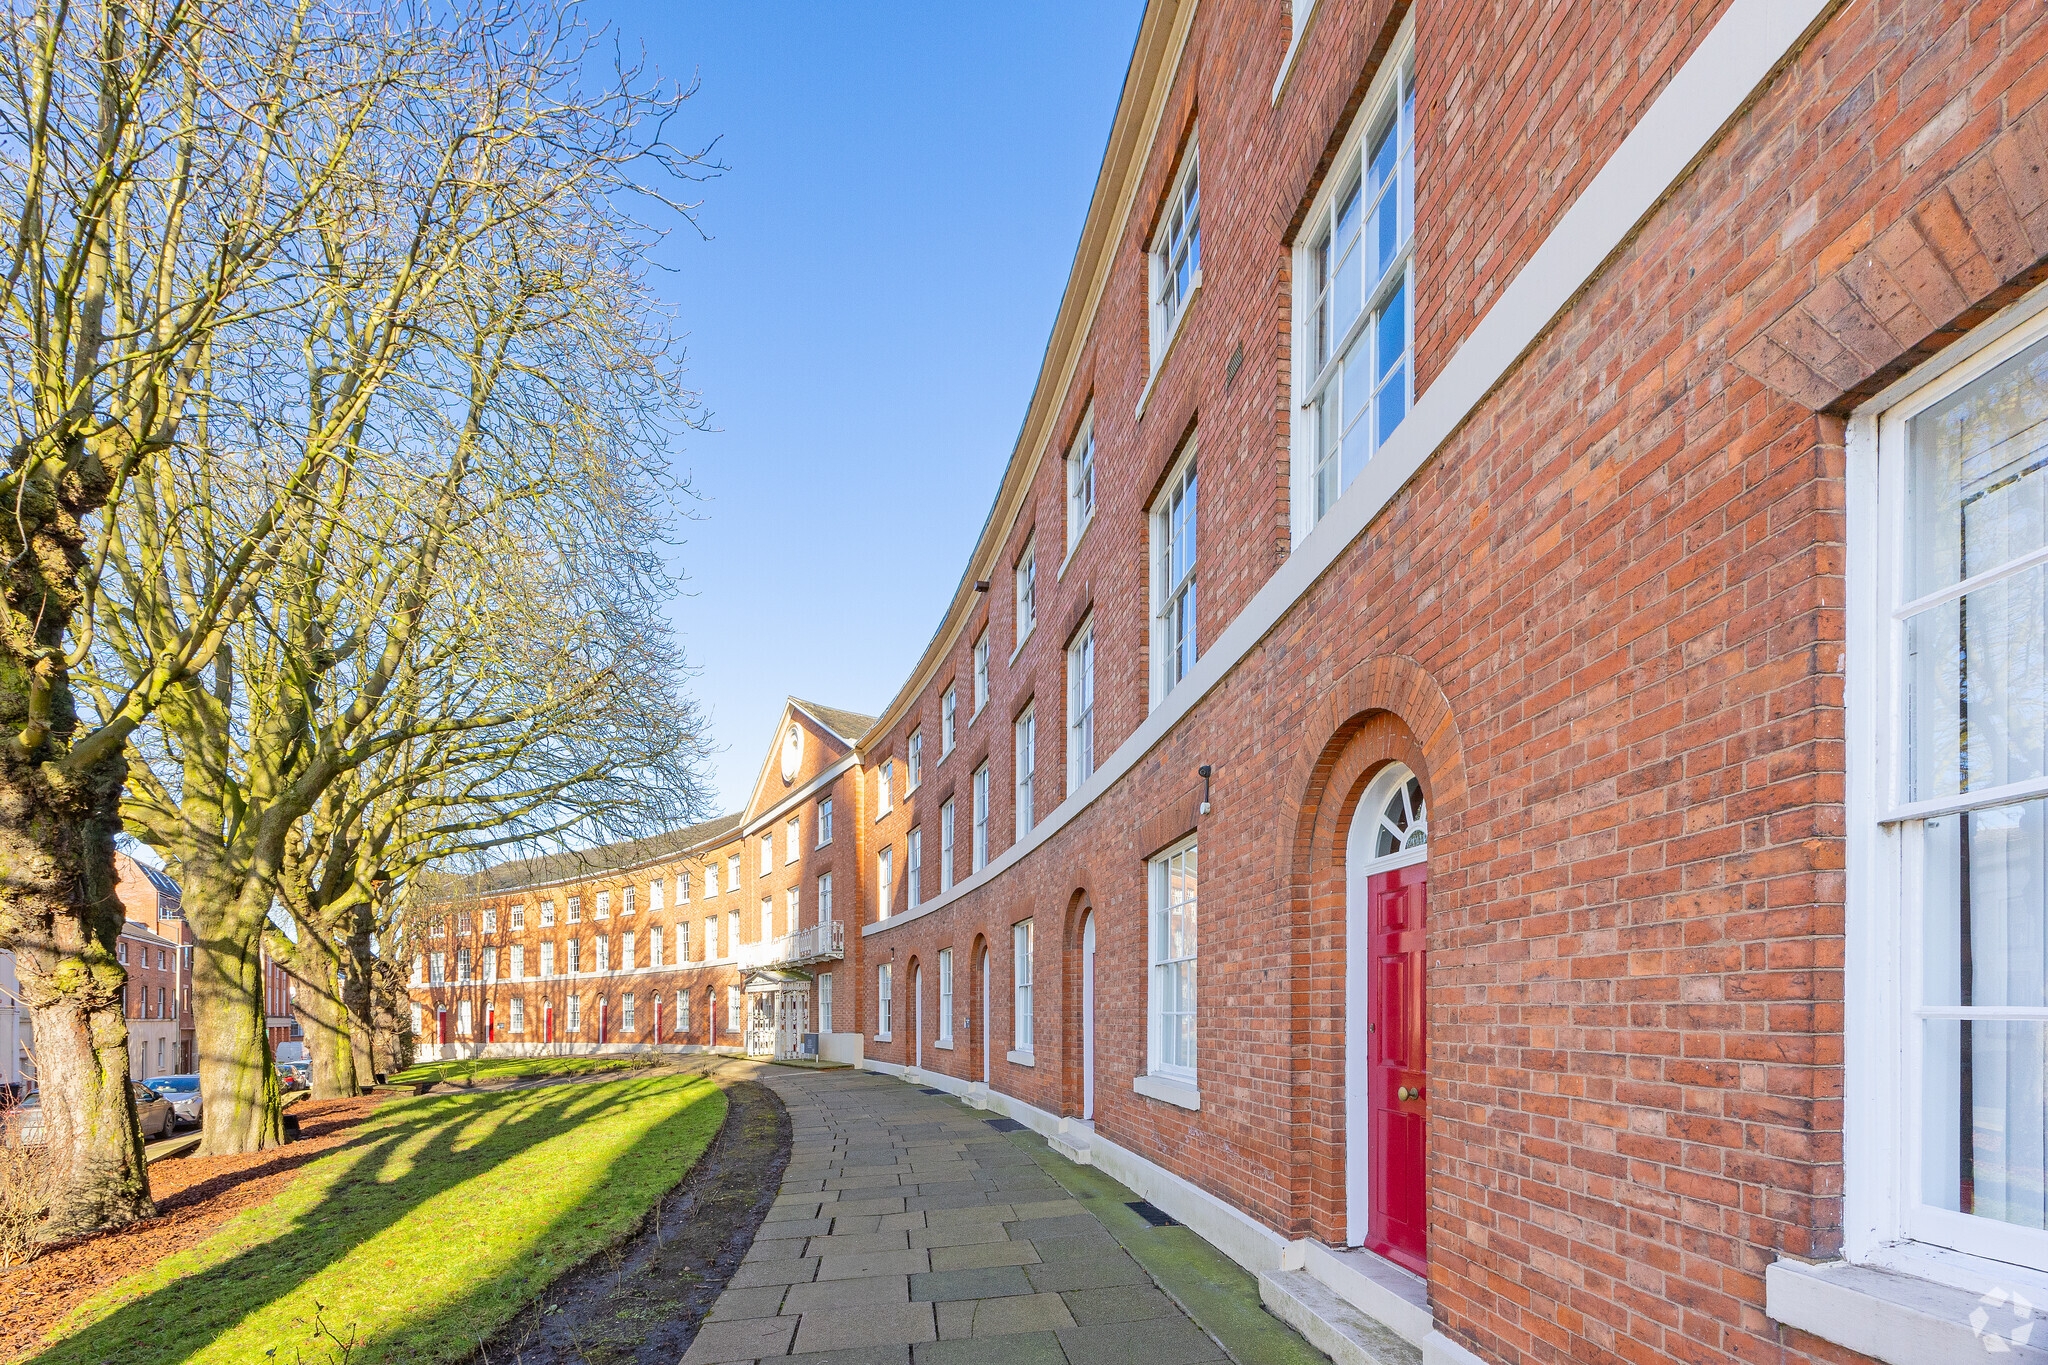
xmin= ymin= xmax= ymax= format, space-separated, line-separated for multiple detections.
xmin=877 ymin=845 xmax=894 ymax=921
xmin=1150 ymin=443 xmax=1200 ymax=708
xmin=1013 ymin=919 xmax=1034 ymax=1053
xmin=1065 ymin=409 xmax=1096 ymax=563
xmin=972 ymin=764 xmax=990 ymax=872
xmin=942 ymin=688 xmax=957 ymax=755
xmin=1290 ymin=21 xmax=1417 ymax=543
xmin=940 ymin=798 xmax=957 ymax=893
xmin=1848 ymin=290 xmax=2048 ymax=1284
xmin=938 ymin=948 xmax=955 ymax=1044
xmin=1068 ymin=618 xmax=1095 ymax=794
xmin=973 ymin=632 xmax=991 ymax=717
xmin=908 ymin=729 xmax=923 ymax=791
xmin=1013 ymin=535 xmax=1037 ymax=656
xmin=908 ymin=826 xmax=923 ymax=910
xmin=878 ymin=759 xmax=894 ymax=819
xmin=786 ymin=815 xmax=801 ymax=862
xmin=818 ymin=871 xmax=834 ymax=925
xmin=1147 ymin=837 xmax=1199 ymax=1084
xmin=818 ymin=797 xmax=834 ymax=847
xmin=1149 ymin=140 xmax=1202 ymax=372
xmin=1015 ymin=703 xmax=1036 ymax=840
xmin=877 ymin=962 xmax=894 ymax=1041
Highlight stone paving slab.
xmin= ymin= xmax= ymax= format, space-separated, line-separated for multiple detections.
xmin=694 ymin=1067 xmax=1328 ymax=1365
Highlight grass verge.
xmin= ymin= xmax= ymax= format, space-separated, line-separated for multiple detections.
xmin=28 ymin=1070 xmax=726 ymax=1365
xmin=389 ymin=1054 xmax=646 ymax=1087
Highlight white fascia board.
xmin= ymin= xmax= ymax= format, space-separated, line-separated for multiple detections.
xmin=867 ymin=0 xmax=1832 ymax=943
xmin=744 ymin=753 xmax=861 ymax=838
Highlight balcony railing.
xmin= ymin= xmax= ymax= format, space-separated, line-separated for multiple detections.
xmin=736 ymin=920 xmax=844 ymax=971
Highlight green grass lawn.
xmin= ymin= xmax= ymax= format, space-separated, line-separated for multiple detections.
xmin=32 ymin=1070 xmax=726 ymax=1365
xmin=389 ymin=1053 xmax=648 ymax=1087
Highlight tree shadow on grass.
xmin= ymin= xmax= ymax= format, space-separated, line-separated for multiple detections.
xmin=24 ymin=1073 xmax=727 ymax=1365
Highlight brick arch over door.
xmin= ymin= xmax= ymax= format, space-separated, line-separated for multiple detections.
xmin=1060 ymin=887 xmax=1093 ymax=1117
xmin=1285 ymin=652 xmax=1466 ymax=1246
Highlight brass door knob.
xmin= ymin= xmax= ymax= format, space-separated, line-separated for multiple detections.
xmin=1396 ymin=1085 xmax=1422 ymax=1102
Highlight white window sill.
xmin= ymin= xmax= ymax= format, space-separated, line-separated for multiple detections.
xmin=875 ymin=1032 xmax=893 ymax=1043
xmin=1007 ymin=1049 xmax=1035 ymax=1067
xmin=1133 ymin=1073 xmax=1201 ymax=1110
xmin=1766 ymin=1254 xmax=2048 ymax=1363
xmin=935 ymin=1038 xmax=954 ymax=1051
xmin=1136 ymin=274 xmax=1202 ymax=420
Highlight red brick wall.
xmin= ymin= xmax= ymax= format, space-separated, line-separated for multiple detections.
xmin=850 ymin=2 xmax=2048 ymax=1364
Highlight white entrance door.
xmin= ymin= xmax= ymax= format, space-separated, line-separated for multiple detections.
xmin=980 ymin=950 xmax=991 ymax=1085
xmin=1082 ymin=915 xmax=1096 ymax=1120
xmin=914 ymin=967 xmax=924 ymax=1068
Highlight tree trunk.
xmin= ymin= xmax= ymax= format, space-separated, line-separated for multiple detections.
xmin=287 ymin=934 xmax=355 ymax=1100
xmin=190 ymin=922 xmax=283 ymax=1155
xmin=342 ymin=914 xmax=377 ymax=1084
xmin=0 ymin=734 xmax=153 ymax=1237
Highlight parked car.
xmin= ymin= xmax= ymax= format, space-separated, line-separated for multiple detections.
xmin=147 ymin=1074 xmax=203 ymax=1128
xmin=7 ymin=1084 xmax=173 ymax=1145
xmin=277 ymin=1065 xmax=308 ymax=1093
xmin=133 ymin=1083 xmax=174 ymax=1138
xmin=7 ymin=1089 xmax=40 ymax=1147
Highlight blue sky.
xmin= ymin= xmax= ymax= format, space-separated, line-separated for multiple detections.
xmin=590 ymin=2 xmax=1144 ymax=816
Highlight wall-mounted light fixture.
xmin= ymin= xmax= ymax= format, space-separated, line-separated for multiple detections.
xmin=1198 ymin=765 xmax=1212 ymax=816
xmin=973 ymin=580 xmax=990 ymax=593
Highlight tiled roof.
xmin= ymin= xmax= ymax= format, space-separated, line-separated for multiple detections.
xmin=790 ymin=697 xmax=879 ymax=745
xmin=421 ymin=811 xmax=745 ymax=900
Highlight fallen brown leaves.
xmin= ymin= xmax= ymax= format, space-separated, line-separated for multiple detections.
xmin=0 ymin=1093 xmax=392 ymax=1364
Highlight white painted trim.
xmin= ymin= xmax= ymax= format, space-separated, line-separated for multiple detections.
xmin=867 ymin=0 xmax=1835 ymax=948
xmin=1845 ymin=279 xmax=2048 ymax=1277
xmin=1766 ymin=1257 xmax=2048 ymax=1364
xmin=743 ymin=752 xmax=860 ymax=837
xmin=1006 ymin=1049 xmax=1036 ymax=1067
xmin=1301 ymin=1243 xmax=1431 ymax=1344
xmin=1133 ymin=1073 xmax=1201 ymax=1110
xmin=1270 ymin=0 xmax=1321 ymax=105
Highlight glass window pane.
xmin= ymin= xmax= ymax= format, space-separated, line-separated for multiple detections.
xmin=1378 ymin=365 xmax=1407 ymax=447
xmin=1377 ymin=282 xmax=1407 ymax=382
xmin=1924 ymin=1018 xmax=2048 ymax=1229
xmin=1924 ymin=797 xmax=2048 ymax=1008
xmin=1909 ymin=333 xmax=2048 ymax=598
xmin=1904 ymin=562 xmax=2048 ymax=800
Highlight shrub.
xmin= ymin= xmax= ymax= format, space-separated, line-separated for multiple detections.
xmin=0 ymin=1094 xmax=51 ymax=1266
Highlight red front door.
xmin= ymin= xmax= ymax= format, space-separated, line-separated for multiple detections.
xmin=436 ymin=1009 xmax=449 ymax=1045
xmin=1367 ymin=862 xmax=1427 ymax=1274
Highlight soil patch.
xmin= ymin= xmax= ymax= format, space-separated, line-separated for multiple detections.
xmin=0 ymin=1093 xmax=391 ymax=1363
xmin=478 ymin=1063 xmax=792 ymax=1365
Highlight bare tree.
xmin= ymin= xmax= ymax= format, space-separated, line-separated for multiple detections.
xmin=4 ymin=0 xmax=714 ymax=1210
xmin=0 ymin=0 xmax=446 ymax=1235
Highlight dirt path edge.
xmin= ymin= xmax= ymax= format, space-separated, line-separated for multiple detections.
xmin=474 ymin=1063 xmax=792 ymax=1365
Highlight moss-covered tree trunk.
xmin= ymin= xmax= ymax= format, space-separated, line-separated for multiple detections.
xmin=190 ymin=906 xmax=284 ymax=1155
xmin=283 ymin=932 xmax=355 ymax=1100
xmin=0 ymin=430 xmax=154 ymax=1236
xmin=2 ymin=771 xmax=153 ymax=1237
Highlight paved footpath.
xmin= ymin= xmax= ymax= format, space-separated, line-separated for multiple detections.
xmin=682 ymin=1067 xmax=1330 ymax=1365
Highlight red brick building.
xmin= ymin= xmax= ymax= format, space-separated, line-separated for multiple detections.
xmin=410 ymin=0 xmax=2048 ymax=1359
xmin=114 ymin=850 xmax=193 ymax=1074
xmin=410 ymin=699 xmax=873 ymax=1063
